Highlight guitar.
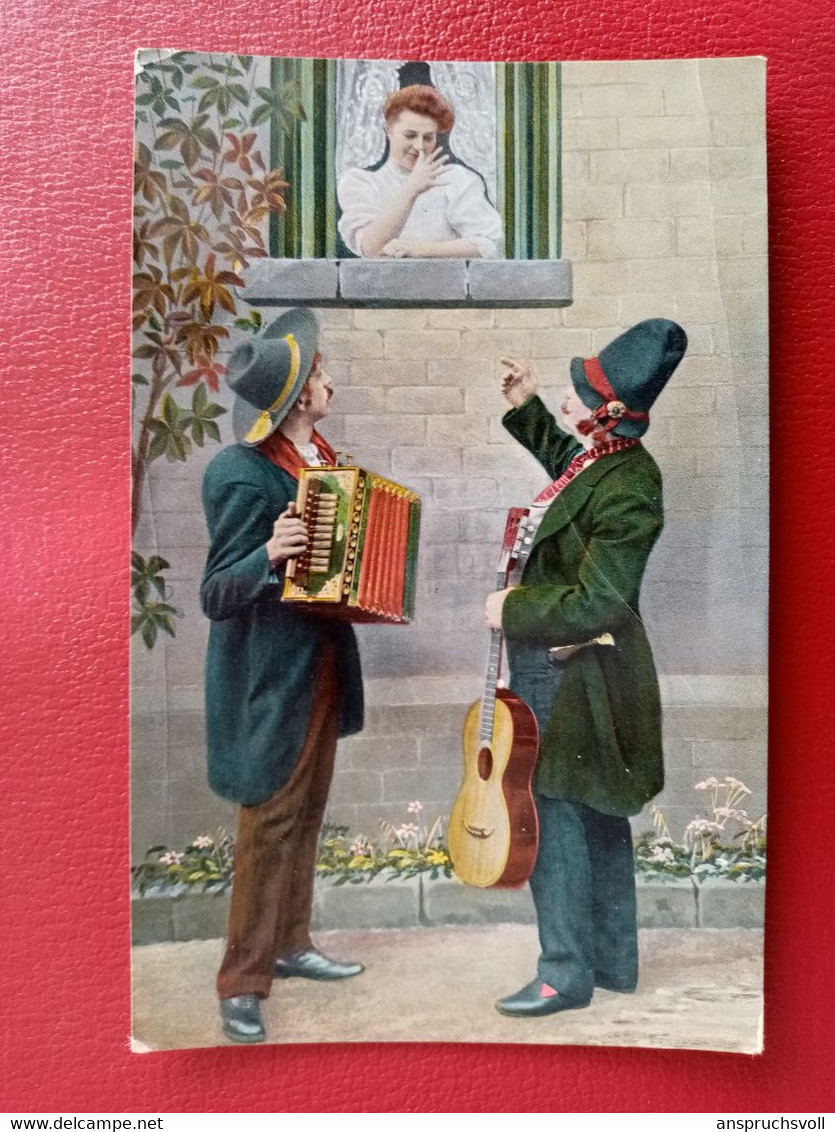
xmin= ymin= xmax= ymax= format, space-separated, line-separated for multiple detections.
xmin=448 ymin=508 xmax=540 ymax=889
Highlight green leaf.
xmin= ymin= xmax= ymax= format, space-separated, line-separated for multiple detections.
xmin=250 ymin=104 xmax=272 ymax=127
xmin=191 ymin=75 xmax=220 ymax=89
xmin=131 ymin=372 xmax=149 ymax=385
xmin=140 ymin=619 xmax=158 ymax=648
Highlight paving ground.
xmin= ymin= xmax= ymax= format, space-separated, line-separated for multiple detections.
xmin=131 ymin=924 xmax=763 ymax=1054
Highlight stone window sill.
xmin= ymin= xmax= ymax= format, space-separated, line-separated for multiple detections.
xmin=242 ymin=257 xmax=573 ymax=308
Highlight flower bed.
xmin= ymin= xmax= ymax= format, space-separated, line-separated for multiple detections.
xmin=133 ymin=779 xmax=766 ymax=894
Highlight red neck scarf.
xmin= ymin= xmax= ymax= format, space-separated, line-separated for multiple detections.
xmin=257 ymin=428 xmax=336 ymax=480
xmin=534 ymin=437 xmax=641 ymax=505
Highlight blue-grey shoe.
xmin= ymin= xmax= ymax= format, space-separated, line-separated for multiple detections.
xmin=273 ymin=948 xmax=365 ymax=981
xmin=220 ymin=994 xmax=266 ymax=1043
xmin=495 ymin=978 xmax=591 ymax=1017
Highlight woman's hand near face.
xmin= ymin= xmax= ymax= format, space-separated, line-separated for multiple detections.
xmin=406 ymin=147 xmax=449 ymax=197
xmin=500 ymin=356 xmax=539 ymax=407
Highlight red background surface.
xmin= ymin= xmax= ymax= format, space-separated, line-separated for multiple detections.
xmin=2 ymin=0 xmax=833 ymax=1114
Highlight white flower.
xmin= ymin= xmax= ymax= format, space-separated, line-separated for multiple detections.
xmin=192 ymin=835 xmax=214 ymax=850
xmin=724 ymin=777 xmax=751 ymax=794
xmin=350 ymin=838 xmax=373 ymax=856
xmin=394 ymin=823 xmax=419 ymax=841
xmin=407 ymin=800 xmax=424 ymax=815
xmin=695 ymin=777 xmax=720 ymax=790
xmin=159 ymin=850 xmax=183 ymax=866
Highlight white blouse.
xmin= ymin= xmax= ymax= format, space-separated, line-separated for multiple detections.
xmin=337 ymin=160 xmax=504 ymax=259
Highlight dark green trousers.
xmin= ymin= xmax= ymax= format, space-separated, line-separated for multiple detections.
xmin=510 ymin=644 xmax=638 ymax=1001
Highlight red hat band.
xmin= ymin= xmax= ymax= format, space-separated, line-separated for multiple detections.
xmin=583 ymin=357 xmax=650 ymax=434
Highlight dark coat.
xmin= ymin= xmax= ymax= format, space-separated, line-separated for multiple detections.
xmin=200 ymin=444 xmax=364 ymax=805
xmin=502 ymin=396 xmax=665 ymax=817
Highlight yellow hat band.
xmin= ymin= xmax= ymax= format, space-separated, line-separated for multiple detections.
xmin=243 ymin=334 xmax=301 ymax=444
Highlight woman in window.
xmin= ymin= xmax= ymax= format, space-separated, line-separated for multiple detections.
xmin=337 ymin=84 xmax=504 ymax=259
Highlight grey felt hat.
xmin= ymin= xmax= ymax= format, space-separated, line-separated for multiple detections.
xmin=228 ymin=308 xmax=320 ymax=446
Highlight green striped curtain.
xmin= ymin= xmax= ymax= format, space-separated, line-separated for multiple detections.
xmin=271 ymin=59 xmax=561 ymax=261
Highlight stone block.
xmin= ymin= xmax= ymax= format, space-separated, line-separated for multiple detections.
xmin=669 ymin=148 xmax=710 ymax=181
xmin=711 ymin=114 xmax=766 ymax=147
xmin=619 ymin=116 xmax=712 ymax=149
xmin=467 ymin=259 xmax=573 ymax=303
xmin=340 ymin=259 xmax=468 ymax=302
xmin=636 ymin=880 xmax=696 ymax=928
xmin=562 ymin=118 xmax=619 ymax=152
xmin=462 ymin=445 xmax=542 ymax=476
xmin=337 ymin=386 xmax=388 ymax=414
xmin=131 ymin=892 xmax=174 ymax=945
xmin=427 ymin=358 xmax=491 ymax=386
xmin=562 ymin=295 xmax=621 ymax=328
xmin=427 ymin=308 xmax=495 ymax=329
xmin=494 ymin=307 xmax=562 ymax=329
xmin=676 ymin=216 xmax=744 ymax=257
xmin=626 ymin=182 xmax=713 ymax=218
xmin=563 ymin=186 xmax=623 ymax=221
xmin=316 ymin=875 xmax=421 ymax=930
xmin=386 ymin=387 xmax=464 ymax=415
xmin=589 ymin=149 xmax=668 ymax=184
xmin=529 ymin=327 xmax=594 ymax=358
xmin=697 ymin=58 xmax=766 ymax=115
xmin=709 ymin=146 xmax=767 ymax=179
xmin=341 ymin=414 xmax=426 ymax=447
xmin=572 ymin=261 xmax=630 ymax=296
xmin=712 ymin=178 xmax=767 ymax=217
xmin=382 ymin=765 xmax=459 ymax=805
xmin=582 ymin=83 xmax=664 ymax=118
xmin=353 ymin=308 xmax=428 ymax=330
xmin=432 ymin=478 xmax=501 ymax=511
xmin=241 ymin=258 xmax=339 ymax=302
xmin=422 ymin=879 xmax=537 ymax=926
xmin=171 ymin=886 xmax=231 ymax=942
xmin=627 ymin=257 xmax=718 ymax=293
xmin=320 ymin=329 xmax=384 ymax=360
xmin=587 ymin=219 xmax=675 ymax=260
xmin=341 ymin=733 xmax=421 ymax=773
xmin=697 ymin=880 xmax=765 ymax=928
xmin=390 ymin=446 xmax=462 ymax=479
xmin=384 ymin=330 xmax=461 ymax=360
xmin=328 ymin=769 xmax=383 ymax=806
xmin=347 ymin=359 xmax=426 ymax=387
xmin=426 ymin=413 xmax=489 ymax=447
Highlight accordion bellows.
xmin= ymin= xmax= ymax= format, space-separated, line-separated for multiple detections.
xmin=282 ymin=466 xmax=421 ymax=623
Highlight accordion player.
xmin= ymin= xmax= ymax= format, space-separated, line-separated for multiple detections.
xmin=282 ymin=465 xmax=421 ymax=624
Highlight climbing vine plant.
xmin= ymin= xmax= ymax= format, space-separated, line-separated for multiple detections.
xmin=131 ymin=50 xmax=304 ymax=646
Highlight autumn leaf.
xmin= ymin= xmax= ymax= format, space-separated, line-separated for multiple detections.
xmin=222 ymin=132 xmax=264 ymax=175
xmin=148 ymin=196 xmax=210 ymax=266
xmin=155 ymin=113 xmax=219 ymax=168
xmin=247 ymin=167 xmax=290 ymax=214
xmin=134 ymin=142 xmax=167 ymax=204
xmin=133 ymin=266 xmax=175 ymax=317
xmin=192 ymin=168 xmax=246 ymax=221
xmin=180 ymin=253 xmax=244 ymax=321
xmin=178 ymin=353 xmax=228 ymax=394
xmin=175 ymin=320 xmax=230 ymax=364
xmin=133 ymin=220 xmax=160 ymax=268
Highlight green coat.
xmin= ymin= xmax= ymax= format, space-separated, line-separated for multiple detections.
xmin=502 ymin=396 xmax=665 ymax=817
xmin=200 ymin=444 xmax=364 ymax=805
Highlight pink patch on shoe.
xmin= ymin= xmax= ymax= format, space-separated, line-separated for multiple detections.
xmin=539 ymin=982 xmax=558 ymax=999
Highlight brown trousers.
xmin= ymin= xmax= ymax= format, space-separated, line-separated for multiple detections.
xmin=216 ymin=643 xmax=339 ymax=1000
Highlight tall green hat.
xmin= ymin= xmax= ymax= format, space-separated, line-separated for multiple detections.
xmin=570 ymin=319 xmax=687 ymax=438
xmin=227 ymin=308 xmax=320 ymax=447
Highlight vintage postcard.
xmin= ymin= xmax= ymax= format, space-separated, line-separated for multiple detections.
xmin=130 ymin=51 xmax=767 ymax=1052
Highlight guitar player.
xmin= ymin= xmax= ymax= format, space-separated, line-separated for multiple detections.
xmin=484 ymin=320 xmax=687 ymax=1017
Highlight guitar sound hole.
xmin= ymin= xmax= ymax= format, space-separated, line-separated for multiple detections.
xmin=477 ymin=747 xmax=493 ymax=780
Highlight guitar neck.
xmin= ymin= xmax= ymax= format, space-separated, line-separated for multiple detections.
xmin=479 ymin=566 xmax=509 ymax=744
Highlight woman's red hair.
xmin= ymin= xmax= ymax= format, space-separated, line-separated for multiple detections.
xmin=383 ymin=84 xmax=455 ymax=132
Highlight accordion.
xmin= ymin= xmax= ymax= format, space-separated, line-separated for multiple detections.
xmin=282 ymin=466 xmax=421 ymax=623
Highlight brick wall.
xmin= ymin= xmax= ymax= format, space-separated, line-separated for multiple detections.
xmin=131 ymin=57 xmax=768 ymax=856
